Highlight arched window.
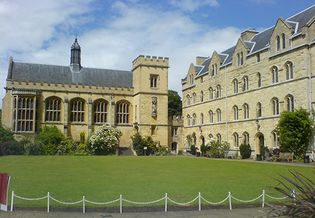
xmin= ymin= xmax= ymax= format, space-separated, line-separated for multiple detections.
xmin=216 ymin=84 xmax=221 ymax=98
xmin=216 ymin=108 xmax=221 ymax=122
xmin=193 ymin=93 xmax=197 ymax=103
xmin=282 ymin=33 xmax=285 ymax=49
xmin=285 ymin=94 xmax=294 ymax=112
xmin=272 ymin=130 xmax=279 ymax=147
xmin=257 ymin=72 xmax=262 ymax=88
xmin=233 ymin=132 xmax=239 ymax=148
xmin=187 ymin=115 xmax=191 ymax=126
xmin=192 ymin=113 xmax=197 ymax=126
xmin=45 ymin=97 xmax=61 ymax=122
xmin=209 ymin=134 xmax=214 ymax=141
xmin=243 ymin=103 xmax=249 ymax=119
xmin=233 ymin=79 xmax=238 ymax=94
xmin=209 ymin=110 xmax=214 ymax=123
xmin=94 ymin=99 xmax=108 ymax=124
xmin=216 ymin=133 xmax=222 ymax=143
xmin=200 ymin=91 xmax=204 ymax=102
xmin=256 ymin=102 xmax=262 ymax=118
xmin=242 ymin=132 xmax=249 ymax=145
xmin=242 ymin=76 xmax=249 ymax=91
xmin=200 ymin=113 xmax=204 ymax=125
xmin=211 ymin=64 xmax=215 ymax=76
xmin=233 ymin=105 xmax=238 ymax=120
xmin=285 ymin=61 xmax=293 ymax=80
xmin=116 ymin=101 xmax=130 ymax=124
xmin=13 ymin=96 xmax=35 ymax=132
xmin=272 ymin=97 xmax=280 ymax=115
xmin=240 ymin=52 xmax=244 ymax=65
xmin=272 ymin=66 xmax=279 ymax=83
xmin=187 ymin=94 xmax=191 ymax=106
xmin=237 ymin=53 xmax=240 ymax=66
xmin=209 ymin=87 xmax=214 ymax=100
xmin=276 ymin=35 xmax=280 ymax=51
xmin=70 ymin=98 xmax=85 ymax=122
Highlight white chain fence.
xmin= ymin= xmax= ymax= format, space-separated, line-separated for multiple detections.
xmin=10 ymin=189 xmax=293 ymax=214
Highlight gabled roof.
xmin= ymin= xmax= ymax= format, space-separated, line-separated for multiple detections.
xmin=7 ymin=61 xmax=132 ymax=88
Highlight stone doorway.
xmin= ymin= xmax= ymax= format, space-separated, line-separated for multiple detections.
xmin=255 ymin=133 xmax=264 ymax=155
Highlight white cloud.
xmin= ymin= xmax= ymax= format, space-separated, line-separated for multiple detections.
xmin=0 ymin=0 xmax=241 ymax=104
xmin=169 ymin=0 xmax=219 ymax=12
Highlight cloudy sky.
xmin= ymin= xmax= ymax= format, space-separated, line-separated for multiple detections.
xmin=0 ymin=0 xmax=313 ymax=103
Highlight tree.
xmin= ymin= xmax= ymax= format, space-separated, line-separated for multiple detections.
xmin=168 ymin=90 xmax=182 ymax=117
xmin=276 ymin=108 xmax=314 ymax=159
xmin=88 ymin=124 xmax=122 ymax=155
xmin=239 ymin=143 xmax=251 ymax=159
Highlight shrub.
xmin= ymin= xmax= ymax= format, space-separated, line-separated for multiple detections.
xmin=0 ymin=127 xmax=14 ymax=143
xmin=208 ymin=141 xmax=230 ymax=158
xmin=35 ymin=126 xmax=65 ymax=155
xmin=88 ymin=124 xmax=122 ymax=155
xmin=239 ymin=144 xmax=251 ymax=159
xmin=200 ymin=144 xmax=209 ymax=156
xmin=131 ymin=133 xmax=159 ymax=156
xmin=0 ymin=140 xmax=24 ymax=155
xmin=177 ymin=150 xmax=183 ymax=155
xmin=22 ymin=139 xmax=42 ymax=155
xmin=190 ymin=145 xmax=196 ymax=155
xmin=57 ymin=138 xmax=77 ymax=155
xmin=155 ymin=145 xmax=169 ymax=156
xmin=75 ymin=143 xmax=89 ymax=155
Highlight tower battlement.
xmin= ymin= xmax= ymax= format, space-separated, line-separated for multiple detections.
xmin=132 ymin=55 xmax=169 ymax=70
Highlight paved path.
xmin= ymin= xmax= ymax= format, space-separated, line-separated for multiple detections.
xmin=0 ymin=208 xmax=267 ymax=218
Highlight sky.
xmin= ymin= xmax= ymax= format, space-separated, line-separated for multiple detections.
xmin=0 ymin=0 xmax=314 ymax=103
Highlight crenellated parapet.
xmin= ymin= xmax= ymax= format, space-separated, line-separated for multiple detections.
xmin=132 ymin=55 xmax=169 ymax=70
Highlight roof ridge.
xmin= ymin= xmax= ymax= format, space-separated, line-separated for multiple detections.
xmin=287 ymin=4 xmax=315 ymax=20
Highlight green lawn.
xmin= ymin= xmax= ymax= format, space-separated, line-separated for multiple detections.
xmin=0 ymin=156 xmax=314 ymax=208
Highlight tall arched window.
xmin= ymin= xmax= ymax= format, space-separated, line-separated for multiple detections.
xmin=200 ymin=91 xmax=204 ymax=102
xmin=187 ymin=94 xmax=191 ymax=106
xmin=45 ymin=97 xmax=61 ymax=122
xmin=211 ymin=64 xmax=215 ymax=76
xmin=256 ymin=102 xmax=262 ymax=118
xmin=216 ymin=84 xmax=221 ymax=98
xmin=216 ymin=108 xmax=221 ymax=122
xmin=70 ymin=98 xmax=85 ymax=122
xmin=192 ymin=113 xmax=197 ymax=126
xmin=233 ymin=79 xmax=238 ymax=94
xmin=282 ymin=33 xmax=286 ymax=49
xmin=13 ymin=96 xmax=36 ymax=132
xmin=187 ymin=115 xmax=191 ymax=126
xmin=233 ymin=132 xmax=239 ymax=148
xmin=209 ymin=110 xmax=214 ymax=123
xmin=285 ymin=94 xmax=294 ymax=112
xmin=215 ymin=63 xmax=218 ymax=75
xmin=209 ymin=87 xmax=214 ymax=100
xmin=116 ymin=101 xmax=130 ymax=124
xmin=272 ymin=130 xmax=279 ymax=147
xmin=285 ymin=61 xmax=293 ymax=80
xmin=242 ymin=76 xmax=249 ymax=91
xmin=192 ymin=93 xmax=197 ymax=103
xmin=272 ymin=97 xmax=280 ymax=115
xmin=257 ymin=72 xmax=262 ymax=88
xmin=272 ymin=66 xmax=279 ymax=83
xmin=242 ymin=132 xmax=249 ymax=145
xmin=216 ymin=133 xmax=222 ymax=143
xmin=94 ymin=99 xmax=108 ymax=124
xmin=276 ymin=35 xmax=280 ymax=51
xmin=233 ymin=105 xmax=238 ymax=120
xmin=200 ymin=113 xmax=204 ymax=125
xmin=237 ymin=53 xmax=240 ymax=66
xmin=240 ymin=52 xmax=244 ymax=65
xmin=243 ymin=103 xmax=249 ymax=119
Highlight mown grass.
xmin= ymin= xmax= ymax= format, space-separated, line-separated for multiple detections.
xmin=0 ymin=156 xmax=314 ymax=208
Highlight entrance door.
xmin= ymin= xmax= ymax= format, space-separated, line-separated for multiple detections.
xmin=256 ymin=133 xmax=264 ymax=154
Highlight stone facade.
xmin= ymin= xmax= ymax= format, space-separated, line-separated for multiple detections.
xmin=181 ymin=6 xmax=315 ymax=156
xmin=1 ymin=40 xmax=171 ymax=148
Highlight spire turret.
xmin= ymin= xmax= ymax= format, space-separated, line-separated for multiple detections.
xmin=70 ymin=38 xmax=81 ymax=72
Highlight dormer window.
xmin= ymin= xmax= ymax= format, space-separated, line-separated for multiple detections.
xmin=276 ymin=35 xmax=280 ymax=51
xmin=237 ymin=52 xmax=244 ymax=66
xmin=282 ymin=33 xmax=285 ymax=49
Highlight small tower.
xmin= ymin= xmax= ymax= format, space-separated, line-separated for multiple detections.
xmin=132 ymin=55 xmax=169 ymax=147
xmin=70 ymin=38 xmax=81 ymax=72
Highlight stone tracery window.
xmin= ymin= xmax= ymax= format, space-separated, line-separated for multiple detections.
xmin=209 ymin=110 xmax=214 ymax=123
xmin=94 ymin=99 xmax=108 ymax=124
xmin=242 ymin=132 xmax=249 ymax=145
xmin=272 ymin=66 xmax=279 ymax=83
xmin=13 ymin=96 xmax=36 ymax=132
xmin=70 ymin=98 xmax=85 ymax=122
xmin=272 ymin=97 xmax=279 ymax=115
xmin=242 ymin=76 xmax=249 ymax=91
xmin=116 ymin=101 xmax=130 ymax=124
xmin=285 ymin=94 xmax=294 ymax=112
xmin=233 ymin=132 xmax=239 ymax=148
xmin=216 ymin=108 xmax=221 ymax=122
xmin=233 ymin=105 xmax=238 ymax=121
xmin=243 ymin=103 xmax=249 ymax=119
xmin=216 ymin=84 xmax=221 ymax=98
xmin=45 ymin=96 xmax=61 ymax=122
xmin=285 ymin=61 xmax=293 ymax=80
xmin=233 ymin=79 xmax=238 ymax=94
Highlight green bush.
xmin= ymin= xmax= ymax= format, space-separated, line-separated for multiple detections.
xmin=75 ymin=143 xmax=89 ymax=155
xmin=131 ymin=133 xmax=161 ymax=156
xmin=239 ymin=144 xmax=251 ymax=159
xmin=57 ymin=138 xmax=77 ymax=155
xmin=177 ymin=150 xmax=183 ymax=155
xmin=0 ymin=127 xmax=14 ymax=143
xmin=200 ymin=144 xmax=209 ymax=156
xmin=88 ymin=125 xmax=122 ymax=155
xmin=0 ymin=140 xmax=24 ymax=155
xmin=155 ymin=146 xmax=169 ymax=156
xmin=208 ymin=141 xmax=230 ymax=158
xmin=35 ymin=126 xmax=65 ymax=155
xmin=190 ymin=145 xmax=196 ymax=155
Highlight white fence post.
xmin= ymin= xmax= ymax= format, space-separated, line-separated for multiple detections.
xmin=10 ymin=191 xmax=14 ymax=212
xmin=47 ymin=192 xmax=50 ymax=213
xmin=262 ymin=190 xmax=265 ymax=208
xmin=198 ymin=192 xmax=201 ymax=211
xmin=119 ymin=194 xmax=123 ymax=214
xmin=82 ymin=196 xmax=85 ymax=213
xmin=228 ymin=192 xmax=232 ymax=210
xmin=164 ymin=193 xmax=168 ymax=212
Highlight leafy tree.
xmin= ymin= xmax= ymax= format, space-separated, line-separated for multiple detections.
xmin=35 ymin=125 xmax=65 ymax=155
xmin=131 ymin=133 xmax=158 ymax=156
xmin=207 ymin=141 xmax=230 ymax=158
xmin=276 ymin=108 xmax=314 ymax=159
xmin=168 ymin=90 xmax=182 ymax=117
xmin=239 ymin=143 xmax=251 ymax=159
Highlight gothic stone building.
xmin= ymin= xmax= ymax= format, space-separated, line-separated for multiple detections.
xmin=181 ymin=6 xmax=315 ymax=156
xmin=1 ymin=39 xmax=171 ymax=148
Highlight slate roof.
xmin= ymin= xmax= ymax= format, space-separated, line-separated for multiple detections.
xmin=7 ymin=61 xmax=132 ymax=88
xmin=183 ymin=4 xmax=315 ymax=82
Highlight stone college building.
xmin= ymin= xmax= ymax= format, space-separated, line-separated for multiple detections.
xmin=1 ymin=39 xmax=171 ymax=148
xmin=181 ymin=5 xmax=315 ymax=156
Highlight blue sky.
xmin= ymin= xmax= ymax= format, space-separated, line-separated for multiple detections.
xmin=0 ymin=0 xmax=314 ymax=102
